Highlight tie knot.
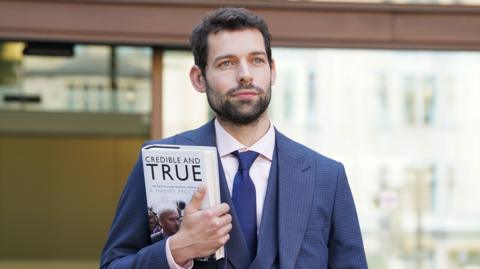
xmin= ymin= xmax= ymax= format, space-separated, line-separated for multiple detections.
xmin=232 ymin=150 xmax=259 ymax=171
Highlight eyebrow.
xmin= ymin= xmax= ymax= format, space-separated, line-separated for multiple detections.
xmin=213 ymin=54 xmax=235 ymax=64
xmin=213 ymin=51 xmax=267 ymax=63
xmin=250 ymin=51 xmax=268 ymax=57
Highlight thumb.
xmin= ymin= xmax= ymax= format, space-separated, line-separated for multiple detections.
xmin=185 ymin=185 xmax=206 ymax=213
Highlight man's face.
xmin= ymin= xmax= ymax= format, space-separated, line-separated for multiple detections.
xmin=203 ymin=28 xmax=275 ymax=125
xmin=159 ymin=210 xmax=180 ymax=236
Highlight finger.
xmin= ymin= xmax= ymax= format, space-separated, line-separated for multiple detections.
xmin=208 ymin=213 xmax=232 ymax=231
xmin=185 ymin=185 xmax=207 ymax=213
xmin=217 ymin=233 xmax=230 ymax=246
xmin=206 ymin=203 xmax=230 ymax=217
xmin=215 ymin=223 xmax=232 ymax=237
xmin=216 ymin=213 xmax=232 ymax=227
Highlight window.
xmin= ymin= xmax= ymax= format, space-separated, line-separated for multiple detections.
xmin=0 ymin=42 xmax=152 ymax=114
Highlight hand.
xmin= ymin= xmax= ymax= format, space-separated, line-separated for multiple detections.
xmin=169 ymin=185 xmax=232 ymax=265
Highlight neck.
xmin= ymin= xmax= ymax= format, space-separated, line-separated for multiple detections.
xmin=217 ymin=113 xmax=270 ymax=147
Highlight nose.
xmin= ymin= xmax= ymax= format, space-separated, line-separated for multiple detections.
xmin=237 ymin=61 xmax=253 ymax=85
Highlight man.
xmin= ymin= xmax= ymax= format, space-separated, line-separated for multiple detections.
xmin=158 ymin=208 xmax=181 ymax=239
xmin=151 ymin=207 xmax=181 ymax=243
xmin=101 ymin=7 xmax=367 ymax=269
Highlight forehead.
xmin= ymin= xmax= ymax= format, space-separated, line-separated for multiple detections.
xmin=206 ymin=28 xmax=266 ymax=61
xmin=165 ymin=211 xmax=178 ymax=217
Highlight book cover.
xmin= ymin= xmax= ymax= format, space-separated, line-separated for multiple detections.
xmin=141 ymin=144 xmax=224 ymax=259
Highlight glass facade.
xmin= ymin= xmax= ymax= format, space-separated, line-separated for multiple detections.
xmin=161 ymin=48 xmax=480 ymax=269
xmin=0 ymin=42 xmax=151 ymax=265
xmin=272 ymin=48 xmax=480 ymax=269
xmin=162 ymin=51 xmax=210 ymax=138
xmin=0 ymin=42 xmax=152 ymax=114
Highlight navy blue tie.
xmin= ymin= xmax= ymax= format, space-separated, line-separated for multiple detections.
xmin=232 ymin=150 xmax=259 ymax=259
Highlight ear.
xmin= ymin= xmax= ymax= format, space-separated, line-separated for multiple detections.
xmin=270 ymin=59 xmax=277 ymax=86
xmin=189 ymin=65 xmax=206 ymax=93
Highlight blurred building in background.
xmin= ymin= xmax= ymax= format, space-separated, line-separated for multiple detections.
xmin=1 ymin=1 xmax=480 ymax=269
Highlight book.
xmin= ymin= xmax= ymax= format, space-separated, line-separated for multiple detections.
xmin=141 ymin=144 xmax=224 ymax=259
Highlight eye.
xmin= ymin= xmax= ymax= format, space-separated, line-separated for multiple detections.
xmin=218 ymin=60 xmax=234 ymax=68
xmin=253 ymin=57 xmax=266 ymax=65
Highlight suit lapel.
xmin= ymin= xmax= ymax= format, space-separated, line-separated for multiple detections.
xmin=276 ymin=132 xmax=315 ymax=269
xmin=178 ymin=120 xmax=252 ymax=269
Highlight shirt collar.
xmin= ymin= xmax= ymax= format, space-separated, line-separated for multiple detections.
xmin=214 ymin=118 xmax=275 ymax=161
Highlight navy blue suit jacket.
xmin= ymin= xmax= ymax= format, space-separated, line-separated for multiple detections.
xmin=100 ymin=120 xmax=368 ymax=269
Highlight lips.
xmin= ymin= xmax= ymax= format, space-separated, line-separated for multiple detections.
xmin=231 ymin=90 xmax=259 ymax=98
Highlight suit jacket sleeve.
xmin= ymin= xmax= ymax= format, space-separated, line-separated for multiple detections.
xmin=328 ymin=163 xmax=368 ymax=269
xmin=100 ymin=155 xmax=170 ymax=269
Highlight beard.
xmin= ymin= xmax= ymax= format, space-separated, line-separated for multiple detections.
xmin=205 ymin=80 xmax=271 ymax=125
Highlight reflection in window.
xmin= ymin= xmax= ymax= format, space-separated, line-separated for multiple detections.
xmin=404 ymin=76 xmax=417 ymax=126
xmin=283 ymin=70 xmax=295 ymax=121
xmin=402 ymin=74 xmax=439 ymax=127
xmin=423 ymin=76 xmax=436 ymax=125
xmin=377 ymin=74 xmax=389 ymax=128
xmin=161 ymin=51 xmax=209 ymax=138
xmin=271 ymin=48 xmax=480 ymax=269
xmin=307 ymin=68 xmax=317 ymax=127
xmin=0 ymin=42 xmax=152 ymax=114
xmin=0 ymin=43 xmax=21 ymax=86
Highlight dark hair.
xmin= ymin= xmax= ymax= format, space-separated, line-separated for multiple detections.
xmin=189 ymin=7 xmax=272 ymax=75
